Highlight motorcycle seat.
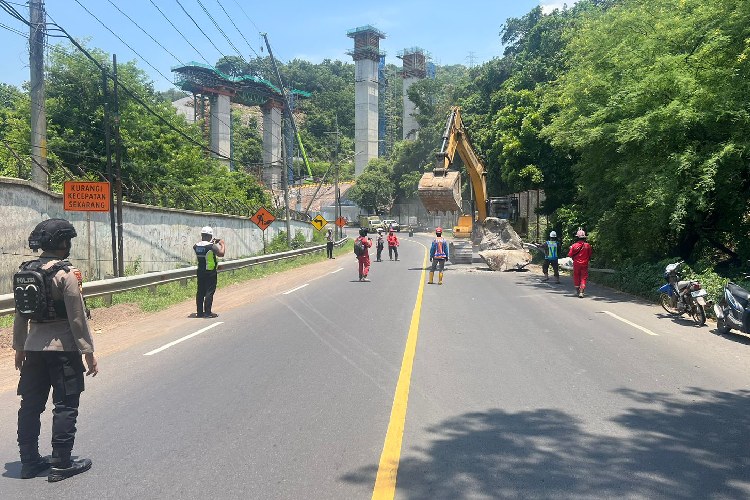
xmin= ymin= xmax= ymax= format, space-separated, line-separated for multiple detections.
xmin=727 ymin=283 xmax=750 ymax=307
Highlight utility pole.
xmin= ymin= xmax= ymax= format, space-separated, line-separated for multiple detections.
xmin=103 ymin=68 xmax=118 ymax=276
xmin=262 ymin=33 xmax=293 ymax=245
xmin=29 ymin=0 xmax=48 ymax=187
xmin=113 ymin=55 xmax=125 ymax=277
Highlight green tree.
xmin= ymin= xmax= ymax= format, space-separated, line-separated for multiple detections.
xmin=347 ymin=159 xmax=395 ymax=214
xmin=544 ymin=0 xmax=750 ymax=263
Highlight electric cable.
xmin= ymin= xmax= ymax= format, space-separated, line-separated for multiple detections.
xmin=173 ymin=0 xmax=226 ymax=59
xmin=72 ymin=0 xmax=176 ymax=86
xmin=214 ymin=0 xmax=262 ymax=60
xmin=195 ymin=0 xmax=243 ymax=58
xmin=105 ymin=0 xmax=185 ymax=65
xmin=147 ymin=0 xmax=211 ymax=65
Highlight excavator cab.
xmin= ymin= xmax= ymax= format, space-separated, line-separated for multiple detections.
xmin=417 ymin=106 xmax=489 ymax=264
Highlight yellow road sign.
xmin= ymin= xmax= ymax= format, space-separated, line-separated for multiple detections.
xmin=310 ymin=214 xmax=328 ymax=231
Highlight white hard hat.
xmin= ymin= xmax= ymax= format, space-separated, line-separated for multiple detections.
xmin=201 ymin=226 xmax=213 ymax=236
xmin=549 ymin=231 xmax=557 ymax=238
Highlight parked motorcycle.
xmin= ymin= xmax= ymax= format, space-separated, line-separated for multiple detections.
xmin=658 ymin=261 xmax=707 ymax=326
xmin=713 ymin=271 xmax=750 ymax=336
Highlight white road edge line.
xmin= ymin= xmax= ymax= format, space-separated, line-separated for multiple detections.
xmin=601 ymin=311 xmax=658 ymax=336
xmin=330 ymin=267 xmax=344 ymax=274
xmin=144 ymin=322 xmax=224 ymax=356
xmin=282 ymin=283 xmax=309 ymax=295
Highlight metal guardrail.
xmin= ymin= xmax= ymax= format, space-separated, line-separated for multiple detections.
xmin=0 ymin=238 xmax=348 ymax=317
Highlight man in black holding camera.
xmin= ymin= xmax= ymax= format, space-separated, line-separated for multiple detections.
xmin=193 ymin=226 xmax=225 ymax=318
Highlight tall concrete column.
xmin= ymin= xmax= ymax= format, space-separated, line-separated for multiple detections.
xmin=209 ymin=93 xmax=231 ymax=168
xmin=261 ymin=99 xmax=283 ymax=189
xmin=355 ymin=58 xmax=379 ymax=176
xmin=398 ymin=47 xmax=429 ymax=142
xmin=347 ymin=25 xmax=385 ymax=177
xmin=402 ymin=76 xmax=419 ymax=140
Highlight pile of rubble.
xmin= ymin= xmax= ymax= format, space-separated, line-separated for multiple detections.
xmin=478 ymin=218 xmax=532 ymax=271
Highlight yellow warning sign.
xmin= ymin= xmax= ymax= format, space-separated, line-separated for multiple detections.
xmin=310 ymin=214 xmax=328 ymax=231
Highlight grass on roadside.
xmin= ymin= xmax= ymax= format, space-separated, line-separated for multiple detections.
xmin=1 ymin=240 xmax=353 ymax=326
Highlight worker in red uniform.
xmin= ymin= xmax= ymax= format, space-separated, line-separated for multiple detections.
xmin=387 ymin=229 xmax=399 ymax=261
xmin=355 ymin=228 xmax=373 ymax=282
xmin=568 ymin=228 xmax=592 ymax=298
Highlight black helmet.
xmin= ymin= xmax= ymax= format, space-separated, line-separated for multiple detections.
xmin=29 ymin=218 xmax=77 ymax=251
xmin=359 ymin=228 xmax=368 ymax=237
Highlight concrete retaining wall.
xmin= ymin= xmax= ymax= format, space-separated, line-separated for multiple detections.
xmin=0 ymin=177 xmax=312 ymax=291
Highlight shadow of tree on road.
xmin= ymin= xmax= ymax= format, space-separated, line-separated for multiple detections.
xmin=342 ymin=388 xmax=750 ymax=499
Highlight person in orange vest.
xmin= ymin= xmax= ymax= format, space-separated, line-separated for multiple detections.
xmin=428 ymin=227 xmax=450 ymax=285
xmin=568 ymin=228 xmax=592 ymax=298
xmin=387 ymin=229 xmax=400 ymax=261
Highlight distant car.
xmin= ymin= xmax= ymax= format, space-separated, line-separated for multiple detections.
xmin=383 ymin=219 xmax=400 ymax=232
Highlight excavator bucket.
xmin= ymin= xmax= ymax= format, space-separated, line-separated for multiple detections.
xmin=417 ymin=170 xmax=461 ymax=213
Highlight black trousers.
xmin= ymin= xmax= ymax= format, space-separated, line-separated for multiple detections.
xmin=389 ymin=246 xmax=398 ymax=259
xmin=196 ymin=271 xmax=218 ymax=315
xmin=377 ymin=244 xmax=384 ymax=261
xmin=17 ymin=351 xmax=84 ymax=454
xmin=542 ymin=259 xmax=560 ymax=277
xmin=326 ymin=241 xmax=334 ymax=258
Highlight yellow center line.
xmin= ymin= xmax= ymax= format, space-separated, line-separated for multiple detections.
xmin=372 ymin=243 xmax=429 ymax=500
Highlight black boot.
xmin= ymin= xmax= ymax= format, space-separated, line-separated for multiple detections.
xmin=20 ymin=444 xmax=49 ymax=479
xmin=48 ymin=449 xmax=92 ymax=482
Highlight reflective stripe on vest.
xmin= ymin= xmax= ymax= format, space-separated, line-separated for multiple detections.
xmin=195 ymin=242 xmax=217 ymax=271
xmin=434 ymin=238 xmax=447 ymax=259
xmin=546 ymin=240 xmax=558 ymax=260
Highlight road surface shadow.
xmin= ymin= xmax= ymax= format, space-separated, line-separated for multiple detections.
xmin=342 ymin=388 xmax=750 ymax=498
xmin=516 ymin=273 xmax=655 ymax=307
xmin=707 ymin=328 xmax=750 ymax=346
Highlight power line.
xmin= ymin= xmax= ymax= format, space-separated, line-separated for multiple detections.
xmin=105 ymin=0 xmax=184 ymax=66
xmin=173 ymin=0 xmax=226 ymax=59
xmin=215 ymin=0 xmax=262 ymax=60
xmin=195 ymin=0 xmax=243 ymax=58
xmin=147 ymin=0 xmax=211 ymax=65
xmin=47 ymin=21 xmax=232 ymax=161
xmin=72 ymin=0 xmax=175 ymax=86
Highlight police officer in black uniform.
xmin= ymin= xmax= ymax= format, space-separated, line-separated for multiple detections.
xmin=13 ymin=218 xmax=98 ymax=481
xmin=193 ymin=226 xmax=225 ymax=318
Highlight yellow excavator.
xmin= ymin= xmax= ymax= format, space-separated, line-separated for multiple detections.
xmin=417 ymin=106 xmax=516 ymax=264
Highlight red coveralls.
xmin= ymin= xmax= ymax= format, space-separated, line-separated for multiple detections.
xmin=357 ymin=236 xmax=372 ymax=280
xmin=568 ymin=240 xmax=592 ymax=291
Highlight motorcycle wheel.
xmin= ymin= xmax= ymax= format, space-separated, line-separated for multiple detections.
xmin=659 ymin=293 xmax=680 ymax=315
xmin=716 ymin=315 xmax=731 ymax=334
xmin=691 ymin=304 xmax=706 ymax=326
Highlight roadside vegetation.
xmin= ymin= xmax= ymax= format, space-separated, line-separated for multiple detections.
xmin=1 ymin=0 xmax=747 ymax=305
xmin=0 ymin=236 xmax=352 ymax=328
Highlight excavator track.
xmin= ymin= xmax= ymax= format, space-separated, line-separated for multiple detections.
xmin=449 ymin=240 xmax=473 ymax=264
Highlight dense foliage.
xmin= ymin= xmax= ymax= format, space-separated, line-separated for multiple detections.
xmin=2 ymin=0 xmax=748 ymax=276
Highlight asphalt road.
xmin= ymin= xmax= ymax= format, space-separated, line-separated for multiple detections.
xmin=1 ymin=233 xmax=749 ymax=499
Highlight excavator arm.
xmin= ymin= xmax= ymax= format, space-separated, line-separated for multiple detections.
xmin=418 ymin=106 xmax=488 ymax=221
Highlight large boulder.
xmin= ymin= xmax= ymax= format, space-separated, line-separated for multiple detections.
xmin=479 ymin=217 xmax=524 ymax=251
xmin=479 ymin=249 xmax=532 ymax=271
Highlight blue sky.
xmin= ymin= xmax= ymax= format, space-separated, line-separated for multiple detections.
xmin=1 ymin=1 xmax=568 ymax=91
